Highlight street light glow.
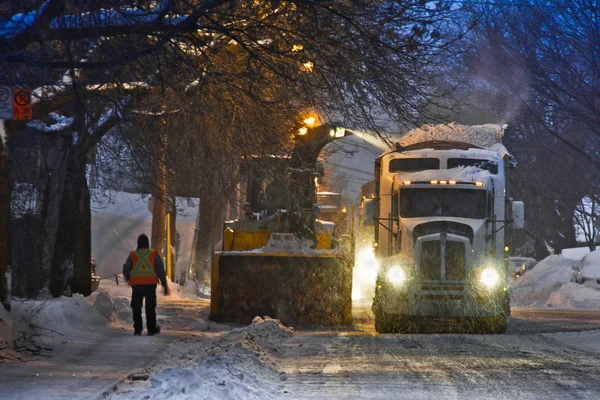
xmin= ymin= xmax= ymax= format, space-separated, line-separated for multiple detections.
xmin=303 ymin=117 xmax=316 ymax=126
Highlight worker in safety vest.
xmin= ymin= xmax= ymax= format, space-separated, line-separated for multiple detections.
xmin=123 ymin=234 xmax=169 ymax=336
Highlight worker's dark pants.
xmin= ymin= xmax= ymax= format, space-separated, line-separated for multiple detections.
xmin=131 ymin=285 xmax=157 ymax=332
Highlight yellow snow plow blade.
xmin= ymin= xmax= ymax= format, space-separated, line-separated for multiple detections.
xmin=210 ymin=235 xmax=352 ymax=325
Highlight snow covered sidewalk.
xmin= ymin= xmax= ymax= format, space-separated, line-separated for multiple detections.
xmin=0 ymin=324 xmax=179 ymax=400
xmin=0 ymin=280 xmax=216 ymax=400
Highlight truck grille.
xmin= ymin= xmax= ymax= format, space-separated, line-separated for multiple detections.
xmin=419 ymin=241 xmax=441 ymax=280
xmin=418 ymin=240 xmax=466 ymax=281
xmin=445 ymin=241 xmax=466 ymax=280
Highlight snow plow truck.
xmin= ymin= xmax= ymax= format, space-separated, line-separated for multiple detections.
xmin=368 ymin=123 xmax=524 ymax=333
xmin=210 ymin=123 xmax=353 ymax=325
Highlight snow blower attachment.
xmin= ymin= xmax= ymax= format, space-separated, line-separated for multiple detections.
xmin=212 ymin=234 xmax=352 ymax=325
xmin=210 ymin=122 xmax=354 ymax=325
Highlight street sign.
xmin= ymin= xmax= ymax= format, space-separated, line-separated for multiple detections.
xmin=0 ymin=86 xmax=12 ymax=119
xmin=12 ymin=88 xmax=32 ymax=120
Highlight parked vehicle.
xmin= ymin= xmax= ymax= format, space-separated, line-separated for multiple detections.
xmin=509 ymin=257 xmax=538 ymax=278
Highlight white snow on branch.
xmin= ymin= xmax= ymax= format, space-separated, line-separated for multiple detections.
xmin=50 ymin=7 xmax=186 ymax=30
xmin=0 ymin=0 xmax=50 ymax=39
xmin=26 ymin=113 xmax=74 ymax=132
xmin=86 ymin=82 xmax=151 ymax=91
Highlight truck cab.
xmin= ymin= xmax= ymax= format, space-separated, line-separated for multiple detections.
xmin=371 ymin=140 xmax=524 ymax=333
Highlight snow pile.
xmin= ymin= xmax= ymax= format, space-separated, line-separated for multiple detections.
xmin=12 ymin=295 xmax=108 ymax=334
xmin=562 ymin=246 xmax=591 ymax=261
xmin=510 ymin=254 xmax=600 ymax=308
xmin=222 ymin=316 xmax=294 ymax=352
xmin=111 ymin=317 xmax=292 ymax=400
xmin=578 ymin=250 xmax=600 ymax=279
xmin=510 ymin=255 xmax=575 ymax=307
xmin=0 ymin=305 xmax=14 ymax=354
xmin=0 ymin=294 xmax=113 ymax=360
xmin=546 ymin=283 xmax=600 ymax=309
xmin=399 ymin=122 xmax=504 ymax=148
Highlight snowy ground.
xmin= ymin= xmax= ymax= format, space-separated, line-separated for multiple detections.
xmin=3 ymin=250 xmax=600 ymax=399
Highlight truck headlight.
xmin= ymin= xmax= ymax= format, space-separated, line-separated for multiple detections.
xmin=386 ymin=265 xmax=406 ymax=285
xmin=479 ymin=267 xmax=500 ymax=288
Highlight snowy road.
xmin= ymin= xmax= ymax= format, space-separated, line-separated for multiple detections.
xmin=3 ymin=299 xmax=600 ymax=400
xmin=278 ymin=308 xmax=600 ymax=400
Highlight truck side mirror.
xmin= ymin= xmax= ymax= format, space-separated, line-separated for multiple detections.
xmin=362 ymin=198 xmax=376 ymax=226
xmin=511 ymin=201 xmax=525 ymax=230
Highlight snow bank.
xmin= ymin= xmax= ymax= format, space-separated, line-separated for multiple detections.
xmin=510 ymin=254 xmax=600 ymax=308
xmin=12 ymin=295 xmax=108 ymax=334
xmin=562 ymin=246 xmax=591 ymax=261
xmin=579 ymin=251 xmax=600 ymax=279
xmin=0 ymin=305 xmax=14 ymax=353
xmin=399 ymin=122 xmax=505 ymax=148
xmin=510 ymin=255 xmax=577 ymax=307
xmin=546 ymin=283 xmax=600 ymax=309
xmin=111 ymin=317 xmax=292 ymax=400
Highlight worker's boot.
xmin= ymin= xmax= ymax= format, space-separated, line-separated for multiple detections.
xmin=148 ymin=325 xmax=161 ymax=336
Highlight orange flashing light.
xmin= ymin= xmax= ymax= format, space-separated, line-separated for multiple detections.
xmin=475 ymin=181 xmax=484 ymax=187
xmin=430 ymin=180 xmax=438 ymax=184
xmin=449 ymin=180 xmax=456 ymax=185
xmin=403 ymin=181 xmax=411 ymax=185
xmin=440 ymin=180 xmax=447 ymax=184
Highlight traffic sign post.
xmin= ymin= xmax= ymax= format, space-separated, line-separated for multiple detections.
xmin=13 ymin=88 xmax=32 ymax=120
xmin=0 ymin=86 xmax=12 ymax=119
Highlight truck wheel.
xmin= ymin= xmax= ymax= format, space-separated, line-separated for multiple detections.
xmin=374 ymin=311 xmax=395 ymax=333
xmin=487 ymin=313 xmax=507 ymax=334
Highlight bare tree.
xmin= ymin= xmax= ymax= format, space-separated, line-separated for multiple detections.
xmin=443 ymin=0 xmax=600 ymax=257
xmin=0 ymin=0 xmax=467 ymax=302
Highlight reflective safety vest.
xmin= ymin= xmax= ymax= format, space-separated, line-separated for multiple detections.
xmin=129 ymin=249 xmax=159 ymax=286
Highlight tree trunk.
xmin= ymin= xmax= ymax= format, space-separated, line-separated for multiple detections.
xmin=190 ymin=197 xmax=213 ymax=283
xmin=0 ymin=121 xmax=12 ymax=310
xmin=151 ymin=133 xmax=167 ymax=259
xmin=41 ymin=135 xmax=70 ymax=296
xmin=71 ymin=179 xmax=91 ymax=295
xmin=49 ymin=143 xmax=89 ymax=297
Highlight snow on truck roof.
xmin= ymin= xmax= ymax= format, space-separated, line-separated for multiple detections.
xmin=399 ymin=122 xmax=506 ymax=148
xmin=376 ymin=123 xmax=515 ymax=165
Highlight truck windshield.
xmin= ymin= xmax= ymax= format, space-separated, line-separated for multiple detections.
xmin=399 ymin=188 xmax=487 ymax=219
xmin=389 ymin=158 xmax=440 ymax=172
xmin=447 ymin=158 xmax=498 ymax=174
